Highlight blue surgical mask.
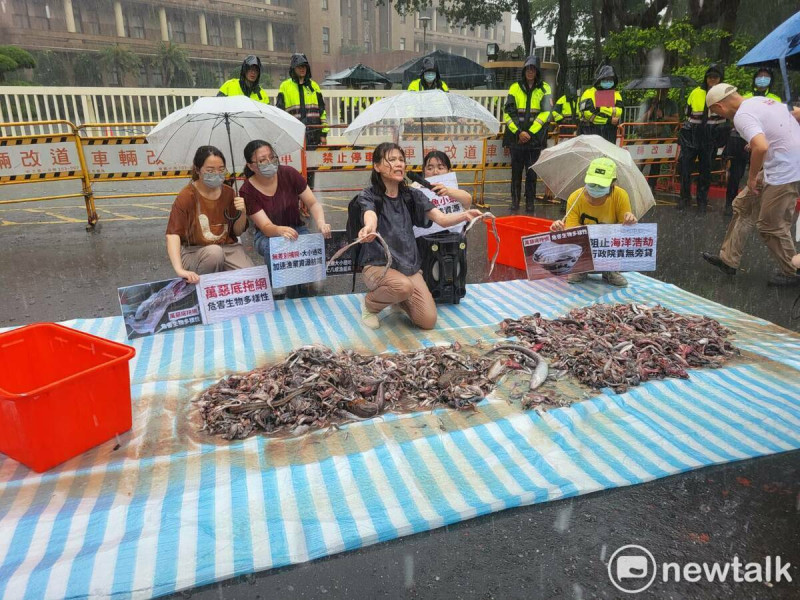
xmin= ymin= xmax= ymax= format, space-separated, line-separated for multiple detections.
xmin=599 ymin=80 xmax=614 ymax=90
xmin=258 ymin=163 xmax=278 ymax=178
xmin=423 ymin=72 xmax=436 ymax=84
xmin=754 ymin=76 xmax=771 ymax=89
xmin=586 ymin=183 xmax=610 ymax=198
xmin=202 ymin=173 xmax=225 ymax=188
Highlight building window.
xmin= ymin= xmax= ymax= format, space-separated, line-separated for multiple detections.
xmin=126 ymin=10 xmax=146 ymax=39
xmin=168 ymin=15 xmax=186 ymax=43
xmin=322 ymin=0 xmax=328 ymax=8
xmin=400 ymin=13 xmax=406 ymax=24
xmin=322 ymin=27 xmax=330 ymax=54
xmin=241 ymin=21 xmax=255 ymax=49
xmin=362 ymin=0 xmax=368 ymax=13
xmin=399 ymin=37 xmax=405 ymax=51
xmin=12 ymin=0 xmax=51 ymax=30
xmin=208 ymin=17 xmax=223 ymax=46
xmin=502 ymin=27 xmax=506 ymax=43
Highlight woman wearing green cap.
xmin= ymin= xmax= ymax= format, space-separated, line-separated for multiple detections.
xmin=550 ymin=157 xmax=637 ymax=286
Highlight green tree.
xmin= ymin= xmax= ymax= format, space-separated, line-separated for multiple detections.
xmin=153 ymin=42 xmax=193 ymax=87
xmin=73 ymin=54 xmax=103 ymax=86
xmin=99 ymin=44 xmax=141 ymax=86
xmin=32 ymin=51 xmax=69 ymax=86
xmin=0 ymin=45 xmax=36 ymax=83
xmin=194 ymin=65 xmax=220 ymax=88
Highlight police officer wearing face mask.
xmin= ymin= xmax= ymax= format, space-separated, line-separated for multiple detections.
xmin=723 ymin=68 xmax=782 ymax=215
xmin=218 ymin=55 xmax=270 ymax=104
xmin=578 ymin=64 xmax=623 ymax=143
xmin=407 ymin=57 xmax=449 ymax=91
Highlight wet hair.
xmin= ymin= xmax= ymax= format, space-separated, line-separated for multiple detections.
xmin=370 ymin=142 xmax=407 ymax=196
xmin=243 ymin=139 xmax=277 ymax=178
xmin=191 ymin=145 xmax=226 ymax=180
xmin=423 ymin=150 xmax=451 ymax=173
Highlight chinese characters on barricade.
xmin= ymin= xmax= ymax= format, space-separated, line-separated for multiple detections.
xmin=411 ymin=172 xmax=465 ymax=238
xmin=269 ymin=233 xmax=327 ymax=288
xmin=623 ymin=143 xmax=677 ymax=163
xmin=0 ymin=143 xmax=82 ymax=176
xmin=87 ymin=144 xmax=185 ymax=173
xmin=521 ymin=223 xmax=657 ymax=281
xmin=197 ymin=266 xmax=275 ymax=325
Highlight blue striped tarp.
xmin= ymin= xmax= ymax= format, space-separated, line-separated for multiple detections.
xmin=1 ymin=275 xmax=798 ymax=599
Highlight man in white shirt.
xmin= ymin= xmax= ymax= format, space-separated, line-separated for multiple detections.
xmin=702 ymin=83 xmax=800 ymax=286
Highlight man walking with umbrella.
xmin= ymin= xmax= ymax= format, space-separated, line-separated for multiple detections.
xmin=702 ymin=84 xmax=800 ymax=286
xmin=218 ymin=55 xmax=270 ymax=104
xmin=502 ymin=56 xmax=553 ymax=212
xmin=277 ymin=54 xmax=329 ymax=189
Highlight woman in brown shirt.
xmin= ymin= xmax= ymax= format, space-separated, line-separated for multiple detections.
xmin=165 ymin=146 xmax=253 ymax=283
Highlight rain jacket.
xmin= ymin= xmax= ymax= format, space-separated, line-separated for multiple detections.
xmin=407 ymin=57 xmax=449 ymax=91
xmin=579 ymin=65 xmax=623 ymax=126
xmin=743 ymin=68 xmax=782 ymax=101
xmin=276 ymin=53 xmax=329 ymax=145
xmin=682 ymin=64 xmax=728 ymax=148
xmin=502 ymin=55 xmax=552 ymax=148
xmin=552 ymin=86 xmax=578 ymax=123
xmin=218 ymin=55 xmax=270 ymax=104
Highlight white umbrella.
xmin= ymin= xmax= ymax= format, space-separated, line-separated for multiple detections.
xmin=533 ymin=135 xmax=655 ymax=219
xmin=146 ymin=96 xmax=307 ymax=184
xmin=343 ymin=90 xmax=500 ymax=148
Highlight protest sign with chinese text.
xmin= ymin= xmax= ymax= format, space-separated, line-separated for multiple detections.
xmin=118 ymin=278 xmax=201 ymax=340
xmin=197 ymin=266 xmax=275 ymax=325
xmin=588 ymin=223 xmax=657 ymax=272
xmin=325 ymin=230 xmax=355 ymax=276
xmin=269 ymin=233 xmax=327 ymax=288
xmin=412 ymin=172 xmax=466 ymax=238
xmin=522 ymin=226 xmax=594 ymax=280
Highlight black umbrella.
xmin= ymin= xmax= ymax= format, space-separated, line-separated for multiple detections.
xmin=625 ymin=75 xmax=697 ymax=90
xmin=386 ymin=49 xmax=489 ymax=89
xmin=323 ymin=63 xmax=391 ymax=87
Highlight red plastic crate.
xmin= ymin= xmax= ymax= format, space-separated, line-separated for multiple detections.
xmin=0 ymin=323 xmax=135 ymax=472
xmin=487 ymin=216 xmax=555 ymax=271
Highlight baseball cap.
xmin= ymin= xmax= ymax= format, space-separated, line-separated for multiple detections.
xmin=705 ymin=83 xmax=737 ymax=108
xmin=585 ymin=157 xmax=617 ymax=186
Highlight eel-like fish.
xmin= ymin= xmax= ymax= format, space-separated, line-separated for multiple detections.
xmin=125 ymin=279 xmax=196 ymax=334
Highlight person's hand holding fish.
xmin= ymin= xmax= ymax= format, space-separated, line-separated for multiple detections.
xmin=177 ymin=268 xmax=200 ymax=284
xmin=358 ymin=220 xmax=377 ymax=243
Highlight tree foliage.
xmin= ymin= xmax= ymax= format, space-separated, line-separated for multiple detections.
xmin=0 ymin=45 xmax=36 ymax=82
xmin=32 ymin=51 xmax=70 ymax=86
xmin=73 ymin=54 xmax=103 ymax=86
xmin=99 ymin=44 xmax=142 ymax=86
xmin=153 ymin=42 xmax=193 ymax=88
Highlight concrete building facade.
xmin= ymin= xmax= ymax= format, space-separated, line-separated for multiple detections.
xmin=0 ymin=0 xmax=521 ymax=87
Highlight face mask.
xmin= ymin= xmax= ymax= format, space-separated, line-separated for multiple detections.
xmin=258 ymin=163 xmax=278 ymax=177
xmin=599 ymin=80 xmax=614 ymax=90
xmin=754 ymin=76 xmax=771 ymax=89
xmin=423 ymin=72 xmax=436 ymax=84
xmin=586 ymin=184 xmax=610 ymax=198
xmin=202 ymin=173 xmax=225 ymax=188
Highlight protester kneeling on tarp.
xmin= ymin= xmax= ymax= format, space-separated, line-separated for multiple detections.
xmin=550 ymin=157 xmax=637 ymax=287
xmin=419 ymin=150 xmax=472 ymax=208
xmin=165 ymin=146 xmax=254 ymax=284
xmin=356 ymin=142 xmax=483 ymax=330
xmin=240 ymin=139 xmax=331 ymax=296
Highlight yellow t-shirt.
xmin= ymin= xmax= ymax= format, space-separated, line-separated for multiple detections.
xmin=564 ymin=186 xmax=631 ymax=228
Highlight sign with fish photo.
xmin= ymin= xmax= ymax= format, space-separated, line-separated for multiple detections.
xmin=412 ymin=172 xmax=465 ymax=238
xmin=588 ymin=223 xmax=657 ymax=272
xmin=522 ymin=226 xmax=595 ymax=280
xmin=197 ymin=265 xmax=275 ymax=325
xmin=269 ymin=233 xmax=327 ymax=288
xmin=118 ymin=278 xmax=201 ymax=340
xmin=325 ymin=230 xmax=356 ymax=276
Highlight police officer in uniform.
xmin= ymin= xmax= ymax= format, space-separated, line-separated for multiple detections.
xmin=276 ymin=54 xmax=329 ymax=189
xmin=407 ymin=57 xmax=449 ymax=91
xmin=502 ymin=55 xmax=552 ymax=212
xmin=723 ymin=67 xmax=782 ymax=215
xmin=678 ymin=64 xmax=728 ymax=213
xmin=218 ymin=55 xmax=270 ymax=104
xmin=578 ymin=65 xmax=623 ymax=143
xmin=552 ymin=84 xmax=578 ymax=126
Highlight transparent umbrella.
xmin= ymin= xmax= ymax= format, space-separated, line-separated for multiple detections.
xmin=533 ymin=135 xmax=655 ymax=219
xmin=343 ymin=90 xmax=500 ymax=150
xmin=146 ymin=96 xmax=306 ymax=190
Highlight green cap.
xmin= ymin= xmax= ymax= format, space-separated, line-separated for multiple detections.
xmin=585 ymin=157 xmax=617 ymax=186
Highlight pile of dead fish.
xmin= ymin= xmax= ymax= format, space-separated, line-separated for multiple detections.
xmin=500 ymin=303 xmax=737 ymax=393
xmin=197 ymin=342 xmax=543 ymax=439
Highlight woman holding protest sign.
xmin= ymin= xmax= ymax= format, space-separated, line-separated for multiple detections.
xmin=549 ymin=157 xmax=637 ymax=287
xmin=165 ymin=146 xmax=253 ymax=283
xmin=356 ymin=142 xmax=485 ymax=330
xmin=420 ymin=150 xmax=472 ymax=208
xmin=240 ymin=139 xmax=331 ymax=295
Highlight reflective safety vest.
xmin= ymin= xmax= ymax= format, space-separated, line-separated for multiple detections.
xmin=579 ymin=87 xmax=623 ymax=125
xmin=742 ymin=91 xmax=782 ymax=101
xmin=218 ymin=79 xmax=270 ymax=104
xmin=503 ymin=81 xmax=552 ymax=136
xmin=552 ymin=95 xmax=577 ymax=123
xmin=277 ymin=78 xmax=329 ymax=135
xmin=408 ymin=79 xmax=449 ymax=91
xmin=685 ymin=87 xmax=726 ymax=126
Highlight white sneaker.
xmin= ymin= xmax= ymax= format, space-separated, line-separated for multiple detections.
xmin=362 ymin=306 xmax=380 ymax=329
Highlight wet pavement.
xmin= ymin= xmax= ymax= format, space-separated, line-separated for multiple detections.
xmin=1 ymin=176 xmax=798 ymax=598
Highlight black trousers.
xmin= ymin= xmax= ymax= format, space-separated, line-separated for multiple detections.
xmin=578 ymin=122 xmax=617 ymax=144
xmin=725 ymin=136 xmax=748 ymax=205
xmin=678 ymin=128 xmax=714 ymax=207
xmin=510 ymin=146 xmax=541 ymax=206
